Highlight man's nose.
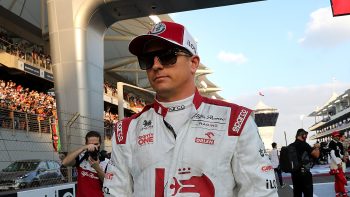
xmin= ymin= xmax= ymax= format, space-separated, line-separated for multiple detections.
xmin=150 ymin=56 xmax=163 ymax=70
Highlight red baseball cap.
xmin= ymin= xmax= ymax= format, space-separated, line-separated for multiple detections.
xmin=332 ymin=131 xmax=341 ymax=137
xmin=129 ymin=21 xmax=197 ymax=56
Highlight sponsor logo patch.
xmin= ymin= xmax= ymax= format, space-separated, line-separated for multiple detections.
xmin=105 ymin=172 xmax=114 ymax=180
xmin=261 ymin=165 xmax=274 ymax=172
xmin=116 ymin=122 xmax=123 ymax=143
xmin=186 ymin=39 xmax=197 ymax=54
xmin=138 ymin=133 xmax=154 ymax=146
xmin=81 ymin=170 xmax=99 ymax=179
xmin=266 ymin=179 xmax=277 ymax=189
xmin=168 ymin=105 xmax=185 ymax=112
xmin=141 ymin=120 xmax=153 ymax=131
xmin=195 ymin=132 xmax=215 ymax=145
xmin=259 ymin=148 xmax=269 ymax=158
xmin=232 ymin=109 xmax=248 ymax=133
xmin=150 ymin=22 xmax=166 ymax=35
xmin=193 ymin=113 xmax=226 ymax=122
xmin=103 ymin=186 xmax=111 ymax=194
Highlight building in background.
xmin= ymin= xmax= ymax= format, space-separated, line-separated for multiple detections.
xmin=309 ymin=89 xmax=350 ymax=142
xmin=254 ymin=101 xmax=279 ymax=150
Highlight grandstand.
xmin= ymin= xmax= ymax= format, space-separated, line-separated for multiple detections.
xmin=308 ymin=89 xmax=350 ymax=141
xmin=0 ymin=0 xmax=237 ymax=193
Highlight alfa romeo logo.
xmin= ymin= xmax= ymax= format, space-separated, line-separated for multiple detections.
xmin=150 ymin=23 xmax=166 ymax=35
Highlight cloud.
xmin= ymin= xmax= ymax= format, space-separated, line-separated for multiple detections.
xmin=217 ymin=51 xmax=247 ymax=64
xmin=232 ymin=82 xmax=350 ymax=147
xmin=299 ymin=7 xmax=350 ymax=47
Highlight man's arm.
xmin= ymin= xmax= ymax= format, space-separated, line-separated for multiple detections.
xmin=231 ymin=116 xmax=278 ymax=196
xmin=310 ymin=147 xmax=320 ymax=159
xmin=62 ymin=144 xmax=96 ymax=167
xmin=90 ymin=158 xmax=105 ymax=181
xmin=103 ymin=121 xmax=133 ymax=197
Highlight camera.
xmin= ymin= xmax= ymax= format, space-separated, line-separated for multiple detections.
xmin=99 ymin=150 xmax=108 ymax=162
xmin=87 ymin=148 xmax=100 ymax=161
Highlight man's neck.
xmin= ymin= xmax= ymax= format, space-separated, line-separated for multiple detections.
xmin=156 ymin=87 xmax=196 ymax=102
xmin=296 ymin=137 xmax=305 ymax=141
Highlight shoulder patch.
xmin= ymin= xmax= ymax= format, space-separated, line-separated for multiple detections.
xmin=114 ymin=104 xmax=153 ymax=144
xmin=229 ymin=106 xmax=251 ymax=136
xmin=115 ymin=119 xmax=131 ymax=144
xmin=201 ymin=97 xmax=252 ymax=136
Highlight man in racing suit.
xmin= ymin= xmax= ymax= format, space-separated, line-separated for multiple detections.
xmin=329 ymin=131 xmax=348 ymax=197
xmin=103 ymin=21 xmax=278 ymax=197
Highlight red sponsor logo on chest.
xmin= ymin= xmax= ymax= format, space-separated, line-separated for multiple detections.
xmin=195 ymin=137 xmax=215 ymax=145
xmin=105 ymin=172 xmax=113 ymax=180
xmin=194 ymin=132 xmax=215 ymax=145
xmin=138 ymin=133 xmax=154 ymax=146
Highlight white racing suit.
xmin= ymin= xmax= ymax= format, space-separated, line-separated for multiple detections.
xmin=103 ymin=91 xmax=278 ymax=197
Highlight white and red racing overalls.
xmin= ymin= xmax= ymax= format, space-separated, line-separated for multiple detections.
xmin=103 ymin=90 xmax=278 ymax=197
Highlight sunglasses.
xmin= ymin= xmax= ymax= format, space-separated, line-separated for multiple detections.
xmin=138 ymin=48 xmax=192 ymax=70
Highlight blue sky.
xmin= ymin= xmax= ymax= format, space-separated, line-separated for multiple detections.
xmin=171 ymin=0 xmax=350 ymax=146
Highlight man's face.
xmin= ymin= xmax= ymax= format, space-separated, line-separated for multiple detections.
xmin=86 ymin=136 xmax=100 ymax=148
xmin=142 ymin=41 xmax=199 ymax=101
xmin=340 ymin=135 xmax=345 ymax=142
xmin=302 ymin=134 xmax=308 ymax=141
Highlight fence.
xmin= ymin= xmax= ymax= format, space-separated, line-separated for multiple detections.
xmin=0 ymin=107 xmax=113 ymax=193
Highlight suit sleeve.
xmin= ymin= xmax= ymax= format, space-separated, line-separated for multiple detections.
xmin=231 ymin=116 xmax=278 ymax=197
xmin=103 ymin=122 xmax=133 ymax=196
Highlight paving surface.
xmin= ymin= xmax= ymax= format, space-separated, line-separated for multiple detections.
xmin=277 ymin=165 xmax=350 ymax=197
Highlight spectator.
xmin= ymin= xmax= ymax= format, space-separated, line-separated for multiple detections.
xmin=291 ymin=128 xmax=320 ymax=197
xmin=62 ymin=131 xmax=105 ymax=197
xmin=270 ymin=142 xmax=286 ymax=188
xmin=328 ymin=131 xmax=348 ymax=197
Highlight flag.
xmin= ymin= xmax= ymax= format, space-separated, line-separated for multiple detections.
xmin=331 ymin=0 xmax=350 ymax=17
xmin=259 ymin=92 xmax=265 ymax=96
xmin=51 ymin=118 xmax=61 ymax=152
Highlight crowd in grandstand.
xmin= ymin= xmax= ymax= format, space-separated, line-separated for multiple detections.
xmin=0 ymin=79 xmax=56 ymax=116
xmin=1 ymin=27 xmax=147 ymax=131
xmin=0 ymin=77 xmax=149 ymax=132
xmin=104 ymin=82 xmax=147 ymax=113
xmin=0 ymin=29 xmax=51 ymax=69
xmin=0 ymin=79 xmax=55 ymax=131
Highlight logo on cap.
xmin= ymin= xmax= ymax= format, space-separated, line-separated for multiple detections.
xmin=150 ymin=23 xmax=166 ymax=35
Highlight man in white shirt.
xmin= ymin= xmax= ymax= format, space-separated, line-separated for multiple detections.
xmin=270 ymin=142 xmax=285 ymax=188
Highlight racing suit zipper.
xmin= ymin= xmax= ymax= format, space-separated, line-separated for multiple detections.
xmin=163 ymin=119 xmax=176 ymax=139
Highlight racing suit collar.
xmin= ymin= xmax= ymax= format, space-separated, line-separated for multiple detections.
xmin=153 ymin=88 xmax=203 ymax=117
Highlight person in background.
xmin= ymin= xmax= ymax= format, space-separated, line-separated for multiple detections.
xmin=328 ymin=131 xmax=348 ymax=197
xmin=270 ymin=142 xmax=286 ymax=188
xmin=103 ymin=21 xmax=278 ymax=196
xmin=291 ymin=128 xmax=320 ymax=197
xmin=62 ymin=131 xmax=105 ymax=197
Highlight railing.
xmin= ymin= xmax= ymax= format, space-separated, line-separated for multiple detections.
xmin=0 ymin=107 xmax=53 ymax=134
xmin=0 ymin=37 xmax=52 ymax=72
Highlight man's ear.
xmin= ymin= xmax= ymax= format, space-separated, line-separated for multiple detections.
xmin=190 ymin=55 xmax=200 ymax=75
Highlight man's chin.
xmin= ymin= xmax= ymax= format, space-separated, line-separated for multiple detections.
xmin=153 ymin=86 xmax=174 ymax=97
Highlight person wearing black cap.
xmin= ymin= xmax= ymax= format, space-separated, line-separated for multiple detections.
xmin=291 ymin=128 xmax=320 ymax=197
xmin=329 ymin=131 xmax=348 ymax=197
xmin=103 ymin=21 xmax=278 ymax=196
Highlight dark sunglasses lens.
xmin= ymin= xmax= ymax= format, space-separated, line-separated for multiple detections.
xmin=138 ymin=56 xmax=153 ymax=70
xmin=138 ymin=49 xmax=179 ymax=70
xmin=158 ymin=51 xmax=177 ymax=66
